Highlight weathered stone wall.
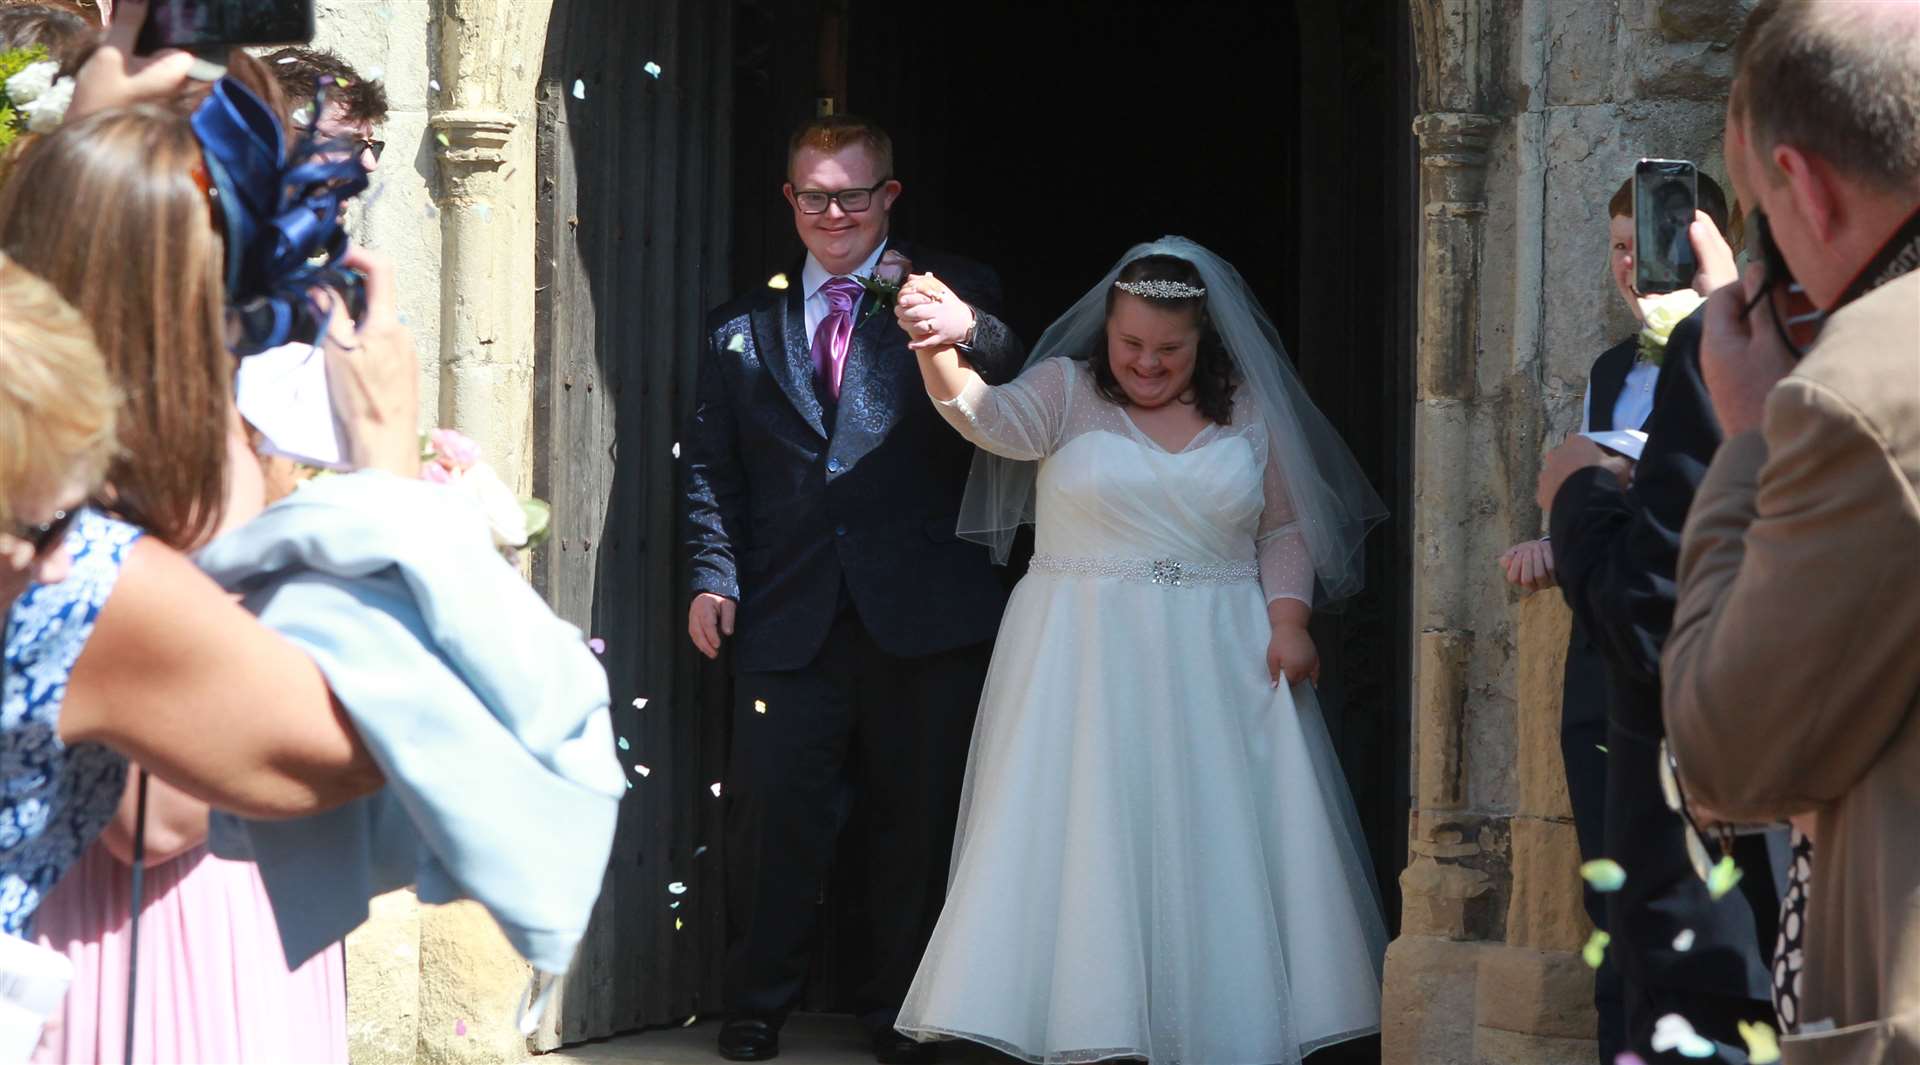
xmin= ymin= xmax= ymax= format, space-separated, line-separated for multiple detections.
xmin=315 ymin=2 xmax=558 ymax=1063
xmin=1387 ymin=1 xmax=1746 ymax=1062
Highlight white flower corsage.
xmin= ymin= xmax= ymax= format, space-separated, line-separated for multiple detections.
xmin=6 ymin=60 xmax=74 ymax=134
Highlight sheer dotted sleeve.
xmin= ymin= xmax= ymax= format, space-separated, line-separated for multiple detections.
xmin=932 ymin=356 xmax=1075 ymax=461
xmin=1255 ymin=416 xmax=1315 ymax=607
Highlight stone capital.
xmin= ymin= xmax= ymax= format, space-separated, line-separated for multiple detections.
xmin=1413 ymin=112 xmax=1503 ymax=172
xmin=430 ymin=110 xmax=518 ymax=172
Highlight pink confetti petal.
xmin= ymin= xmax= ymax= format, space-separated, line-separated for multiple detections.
xmin=587 ymin=637 xmax=606 ymax=654
xmin=455 ymin=1019 xmax=467 ymax=1037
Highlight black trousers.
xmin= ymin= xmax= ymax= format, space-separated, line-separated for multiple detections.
xmin=723 ymin=609 xmax=991 ymax=1032
xmin=1560 ymin=633 xmax=1625 ymax=1064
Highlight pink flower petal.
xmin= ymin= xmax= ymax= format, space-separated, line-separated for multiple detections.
xmin=588 ymin=637 xmax=606 ymax=654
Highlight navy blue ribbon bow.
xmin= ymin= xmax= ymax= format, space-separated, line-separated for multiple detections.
xmin=191 ymin=77 xmax=370 ymax=355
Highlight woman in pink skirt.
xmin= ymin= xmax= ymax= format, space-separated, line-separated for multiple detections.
xmin=31 ymin=776 xmax=347 ymax=1065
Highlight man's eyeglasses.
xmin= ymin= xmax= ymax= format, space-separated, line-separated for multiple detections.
xmin=791 ymin=178 xmax=891 ymax=215
xmin=357 ymin=138 xmax=385 ymax=162
xmin=9 ymin=508 xmax=77 ymax=561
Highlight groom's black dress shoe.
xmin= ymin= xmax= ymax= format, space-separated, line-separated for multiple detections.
xmin=873 ymin=1029 xmax=939 ymax=1065
xmin=718 ymin=1018 xmax=780 ymax=1061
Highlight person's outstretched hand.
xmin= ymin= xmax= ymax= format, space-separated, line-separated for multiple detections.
xmin=68 ymin=0 xmax=198 ymax=122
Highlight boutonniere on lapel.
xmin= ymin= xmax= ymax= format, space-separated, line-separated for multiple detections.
xmin=1635 ymin=288 xmax=1705 ymax=366
xmin=854 ymin=249 xmax=913 ymax=325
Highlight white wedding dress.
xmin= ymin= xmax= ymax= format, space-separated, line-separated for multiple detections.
xmin=896 ymin=358 xmax=1387 ymax=1065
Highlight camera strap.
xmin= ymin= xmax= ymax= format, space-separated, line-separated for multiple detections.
xmin=1833 ymin=203 xmax=1920 ymax=311
xmin=122 ymin=769 xmax=148 ymax=1065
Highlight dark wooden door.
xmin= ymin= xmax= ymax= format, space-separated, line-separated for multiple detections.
xmin=533 ymin=0 xmax=735 ymax=1046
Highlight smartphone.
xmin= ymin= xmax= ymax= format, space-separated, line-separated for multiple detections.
xmin=135 ymin=0 xmax=315 ymax=56
xmin=1633 ymin=158 xmax=1699 ymax=295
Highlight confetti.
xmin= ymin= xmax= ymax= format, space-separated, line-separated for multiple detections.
xmin=1651 ymin=1014 xmax=1716 ymax=1059
xmin=672 ymin=442 xmax=681 ymax=459
xmin=1581 ymin=929 xmax=1610 ymax=969
xmin=644 ymin=61 xmax=663 ymax=78
xmin=572 ymin=79 xmax=587 ymax=100
xmin=1738 ymin=1020 xmax=1782 ymax=1065
xmin=668 ymin=882 xmax=687 ymax=895
xmin=455 ymin=1019 xmax=467 ymax=1037
xmin=436 ymin=132 xmax=451 ymax=147
xmin=634 ymin=764 xmax=651 ymax=777
xmin=430 ymin=79 xmax=442 ymax=91
xmin=767 ymin=273 xmax=790 ymax=291
xmin=753 ymin=699 xmax=768 ymax=715
xmin=1672 ymin=929 xmax=1695 ymax=952
xmin=710 ymin=782 xmax=724 ymax=798
xmin=725 ymin=333 xmax=747 ymax=353
xmin=682 ymin=1014 xmax=698 ymax=1028
xmin=670 ymin=900 xmax=681 ymax=909
xmin=693 ymin=845 xmax=709 ymax=858
xmin=1614 ymin=1055 xmax=1649 ymax=1065
xmin=617 ymin=737 xmax=629 ymax=751
xmin=277 ymin=55 xmax=298 ymax=64
xmin=1707 ymin=855 xmax=1743 ymax=900
xmin=624 ymin=779 xmax=633 ymax=790
xmin=632 ymin=698 xmax=649 ymax=710
xmin=675 ymin=917 xmax=683 ymax=931
xmin=588 ymin=637 xmax=606 ymax=654
xmin=1580 ymin=859 xmax=1627 ymax=893
xmin=1595 ymin=744 xmax=1608 ymax=753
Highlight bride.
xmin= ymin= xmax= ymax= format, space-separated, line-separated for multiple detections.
xmin=890 ymin=237 xmax=1389 ymax=1064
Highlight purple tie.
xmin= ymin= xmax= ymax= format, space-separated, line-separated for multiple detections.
xmin=811 ymin=276 xmax=865 ymax=400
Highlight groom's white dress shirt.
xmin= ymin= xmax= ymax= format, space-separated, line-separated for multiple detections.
xmin=802 ymin=240 xmax=889 ymax=341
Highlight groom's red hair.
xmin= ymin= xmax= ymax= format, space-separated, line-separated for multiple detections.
xmin=787 ymin=114 xmax=894 ymax=180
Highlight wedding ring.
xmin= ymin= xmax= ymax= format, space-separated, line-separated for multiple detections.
xmin=922 ymin=321 xmax=936 ymax=334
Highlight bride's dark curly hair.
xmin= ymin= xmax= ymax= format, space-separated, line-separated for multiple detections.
xmin=1088 ymin=254 xmax=1238 ymax=424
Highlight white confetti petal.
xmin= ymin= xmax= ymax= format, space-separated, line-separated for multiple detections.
xmin=644 ymin=61 xmax=662 ymax=78
xmin=1672 ymin=929 xmax=1695 ymax=952
xmin=672 ymin=442 xmax=681 ymax=459
xmin=693 ymin=846 xmax=708 ymax=857
xmin=725 ymin=333 xmax=747 ymax=353
xmin=277 ymin=56 xmax=298 ymax=64
xmin=710 ymin=782 xmax=723 ymax=798
xmin=667 ymin=882 xmax=687 ymax=895
xmin=669 ymin=900 xmax=681 ymax=909
xmin=1652 ymin=1014 xmax=1717 ymax=1059
xmin=753 ymin=699 xmax=768 ymax=715
xmin=632 ymin=697 xmax=649 ymax=710
xmin=682 ymin=1014 xmax=697 ymax=1028
xmin=634 ymin=764 xmax=651 ymax=777
xmin=767 ymin=273 xmax=790 ymax=291
xmin=430 ymin=79 xmax=442 ymax=91
xmin=572 ymin=79 xmax=587 ymax=100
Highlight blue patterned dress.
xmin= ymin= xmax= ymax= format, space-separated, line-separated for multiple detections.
xmin=0 ymin=509 xmax=140 ymax=934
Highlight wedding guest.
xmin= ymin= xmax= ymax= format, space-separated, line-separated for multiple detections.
xmin=266 ymin=46 xmax=387 ymax=174
xmin=682 ymin=113 xmax=1025 ymax=1063
xmin=894 ymin=240 xmax=1388 ymax=1064
xmin=1536 ymin=179 xmax=1782 ymax=1061
xmin=0 ymin=3 xmax=93 ymax=59
xmin=1664 ymin=1 xmax=1920 ymax=1056
xmin=1501 ymin=172 xmax=1734 ymax=1062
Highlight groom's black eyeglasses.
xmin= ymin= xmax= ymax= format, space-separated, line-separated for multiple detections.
xmin=792 ymin=178 xmax=891 ymax=215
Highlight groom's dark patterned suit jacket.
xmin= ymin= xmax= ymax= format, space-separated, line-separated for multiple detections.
xmin=683 ymin=241 xmax=1027 ymax=674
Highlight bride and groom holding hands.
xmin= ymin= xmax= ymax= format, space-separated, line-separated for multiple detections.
xmin=682 ymin=114 xmax=1388 ymax=1065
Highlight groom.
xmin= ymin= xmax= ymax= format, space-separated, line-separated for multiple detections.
xmin=682 ymin=114 xmax=1026 ymax=1064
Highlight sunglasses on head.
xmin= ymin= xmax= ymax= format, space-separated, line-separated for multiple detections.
xmin=9 ymin=508 xmax=77 ymax=562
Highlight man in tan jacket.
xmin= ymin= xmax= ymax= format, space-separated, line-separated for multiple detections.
xmin=1663 ymin=2 xmax=1920 ymax=1061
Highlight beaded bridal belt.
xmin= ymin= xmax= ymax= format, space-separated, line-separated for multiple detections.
xmin=1026 ymin=553 xmax=1258 ymax=587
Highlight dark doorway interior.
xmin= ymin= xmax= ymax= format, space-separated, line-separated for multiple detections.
xmin=538 ymin=0 xmax=1413 ymax=1049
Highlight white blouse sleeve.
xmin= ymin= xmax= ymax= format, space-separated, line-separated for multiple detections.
xmin=1256 ymin=424 xmax=1315 ymax=607
xmin=932 ymin=357 xmax=1074 ymax=461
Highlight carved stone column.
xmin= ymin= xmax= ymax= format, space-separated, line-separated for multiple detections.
xmin=1412 ymin=112 xmax=1500 ymax=402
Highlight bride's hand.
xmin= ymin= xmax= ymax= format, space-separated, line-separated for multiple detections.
xmin=896 ymin=273 xmax=976 ymax=352
xmin=1268 ymin=623 xmax=1320 ymax=689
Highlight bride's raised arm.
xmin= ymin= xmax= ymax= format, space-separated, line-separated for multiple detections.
xmin=898 ymin=276 xmax=1073 ymax=462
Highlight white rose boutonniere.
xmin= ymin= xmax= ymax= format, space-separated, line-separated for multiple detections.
xmin=855 ymin=248 xmax=913 ymax=325
xmin=19 ymin=75 xmax=74 ymax=133
xmin=1636 ymin=289 xmax=1705 ymax=366
xmin=419 ymin=428 xmax=553 ymax=557
xmin=5 ymin=60 xmax=57 ymax=105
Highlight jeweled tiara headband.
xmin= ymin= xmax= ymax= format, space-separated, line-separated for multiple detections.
xmin=1114 ymin=278 xmax=1206 ymax=300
